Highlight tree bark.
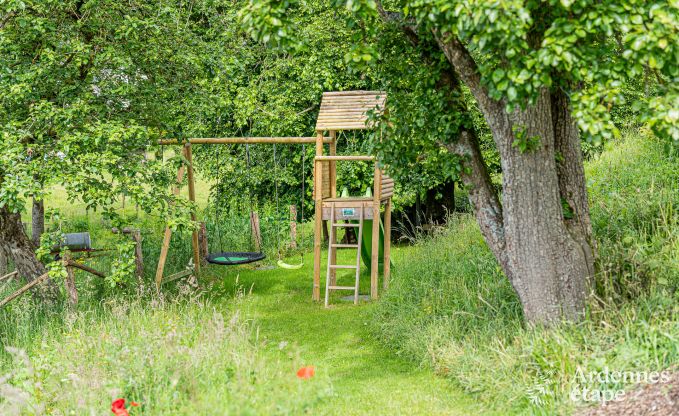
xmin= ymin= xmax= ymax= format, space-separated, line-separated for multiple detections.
xmin=499 ymin=89 xmax=589 ymax=323
xmin=0 ymin=244 xmax=8 ymax=276
xmin=552 ymin=89 xmax=596 ymax=275
xmin=436 ymin=34 xmax=591 ymax=324
xmin=0 ymin=205 xmax=58 ymax=300
xmin=31 ymin=198 xmax=45 ymax=248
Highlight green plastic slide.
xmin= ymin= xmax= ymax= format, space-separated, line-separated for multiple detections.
xmin=341 ymin=187 xmax=391 ymax=273
xmin=359 ymin=218 xmax=386 ymax=273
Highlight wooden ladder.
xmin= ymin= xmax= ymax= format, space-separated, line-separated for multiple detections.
xmin=325 ymin=203 xmax=364 ymax=307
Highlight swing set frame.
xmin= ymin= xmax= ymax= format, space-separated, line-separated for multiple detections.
xmin=155 ymin=137 xmax=329 ymax=288
xmin=156 ymin=91 xmax=393 ymax=302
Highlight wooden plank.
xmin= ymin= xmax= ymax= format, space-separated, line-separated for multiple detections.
xmin=162 ymin=268 xmax=193 ymax=285
xmin=315 ymin=155 xmax=374 ymax=161
xmin=63 ymin=253 xmax=78 ymax=307
xmin=317 ymin=108 xmax=372 ymax=113
xmin=322 ymin=206 xmax=375 ymax=220
xmin=320 ymin=97 xmax=385 ymax=104
xmin=313 ymin=132 xmax=324 ymax=301
xmin=329 ymin=203 xmax=337 ymax=290
xmin=289 ymin=205 xmax=297 ymax=249
xmin=371 ymin=164 xmax=381 ymax=300
xmin=198 ymin=222 xmax=208 ymax=265
xmin=329 ymin=131 xmax=337 ymax=199
xmin=0 ymin=271 xmax=18 ymax=282
xmin=0 ymin=272 xmax=50 ymax=308
xmin=317 ymin=113 xmax=372 ymax=120
xmin=322 ymin=90 xmax=385 ymax=96
xmin=315 ymin=124 xmax=374 ymax=131
xmin=132 ymin=229 xmax=144 ymax=281
xmin=159 ymin=137 xmax=331 ymax=145
xmin=155 ymin=152 xmax=186 ymax=289
xmin=383 ymin=199 xmax=391 ymax=290
xmin=66 ymin=260 xmax=106 ymax=278
xmin=250 ymin=211 xmax=262 ymax=252
xmin=185 ymin=144 xmax=201 ymax=274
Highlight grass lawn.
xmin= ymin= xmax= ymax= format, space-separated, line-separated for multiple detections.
xmin=0 ymin=233 xmax=485 ymax=415
xmin=199 ymin=247 xmax=484 ymax=415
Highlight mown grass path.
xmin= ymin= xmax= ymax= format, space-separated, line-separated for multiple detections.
xmin=205 ymin=250 xmax=482 ymax=415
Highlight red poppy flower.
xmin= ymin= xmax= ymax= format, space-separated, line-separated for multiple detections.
xmin=296 ymin=366 xmax=315 ymax=379
xmin=131 ymin=402 xmax=140 ymax=407
xmin=111 ymin=398 xmax=129 ymax=416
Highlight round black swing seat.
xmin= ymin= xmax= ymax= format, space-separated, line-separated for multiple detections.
xmin=206 ymin=251 xmax=266 ymax=265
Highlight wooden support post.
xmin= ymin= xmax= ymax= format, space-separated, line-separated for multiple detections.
xmin=328 ymin=131 xmax=337 ymax=285
xmin=132 ymin=230 xmax=144 ymax=281
xmin=155 ymin=152 xmax=187 ymax=289
xmin=66 ymin=260 xmax=106 ymax=278
xmin=329 ymin=131 xmax=337 ymax=198
xmin=383 ymin=198 xmax=392 ymax=290
xmin=312 ymin=131 xmax=324 ymax=301
xmin=0 ymin=271 xmax=17 ymax=282
xmin=289 ymin=205 xmax=298 ymax=249
xmin=0 ymin=272 xmax=50 ymax=308
xmin=250 ymin=211 xmax=262 ymax=252
xmin=198 ymin=222 xmax=208 ymax=265
xmin=185 ymin=143 xmax=201 ymax=274
xmin=63 ymin=253 xmax=78 ymax=307
xmin=370 ymin=164 xmax=381 ymax=299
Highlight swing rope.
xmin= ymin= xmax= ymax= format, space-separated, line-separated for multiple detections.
xmin=274 ymin=143 xmax=305 ymax=270
xmin=206 ymin=142 xmax=265 ymax=266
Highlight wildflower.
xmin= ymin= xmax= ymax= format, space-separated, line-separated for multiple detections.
xmin=296 ymin=366 xmax=315 ymax=379
xmin=111 ymin=398 xmax=128 ymax=416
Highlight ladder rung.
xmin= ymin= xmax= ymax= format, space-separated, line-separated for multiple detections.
xmin=331 ymin=243 xmax=359 ymax=248
xmin=329 ymin=285 xmax=357 ymax=290
xmin=329 ymin=265 xmax=357 ymax=269
xmin=332 ymin=223 xmax=360 ymax=227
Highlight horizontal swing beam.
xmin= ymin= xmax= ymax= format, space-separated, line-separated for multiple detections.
xmin=158 ymin=137 xmax=333 ymax=145
xmin=314 ymin=155 xmax=375 ymax=161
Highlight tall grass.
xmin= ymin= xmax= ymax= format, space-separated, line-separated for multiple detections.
xmin=0 ymin=294 xmax=331 ymax=415
xmin=371 ymin=132 xmax=679 ymax=414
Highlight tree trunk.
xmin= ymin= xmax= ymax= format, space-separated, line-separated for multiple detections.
xmin=436 ymin=35 xmax=592 ymax=324
xmin=498 ymin=90 xmax=590 ymax=323
xmin=0 ymin=205 xmax=58 ymax=300
xmin=31 ymin=198 xmax=45 ymax=248
xmin=552 ymin=89 xmax=596 ymax=274
xmin=0 ymin=244 xmax=8 ymax=276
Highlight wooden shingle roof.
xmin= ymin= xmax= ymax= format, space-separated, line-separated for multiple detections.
xmin=315 ymin=91 xmax=386 ymax=131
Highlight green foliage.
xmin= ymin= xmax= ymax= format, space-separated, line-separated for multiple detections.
xmin=511 ymin=126 xmax=541 ymax=153
xmin=0 ymin=0 xmax=201 ymax=225
xmin=107 ymin=238 xmax=137 ymax=287
xmin=586 ymin=132 xmax=679 ymax=301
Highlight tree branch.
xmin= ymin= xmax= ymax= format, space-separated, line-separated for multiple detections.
xmin=374 ymin=3 xmax=508 ymax=270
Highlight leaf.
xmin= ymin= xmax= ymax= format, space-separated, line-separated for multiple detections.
xmin=492 ymin=68 xmax=505 ymax=83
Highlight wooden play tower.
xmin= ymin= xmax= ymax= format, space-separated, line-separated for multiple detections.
xmin=311 ymin=91 xmax=392 ymax=303
xmin=155 ymin=90 xmax=392 ymax=304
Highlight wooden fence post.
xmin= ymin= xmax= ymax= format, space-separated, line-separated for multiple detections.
xmin=132 ymin=230 xmax=144 ymax=281
xmin=289 ymin=205 xmax=297 ymax=249
xmin=62 ymin=253 xmax=78 ymax=306
xmin=63 ymin=253 xmax=78 ymax=307
xmin=198 ymin=222 xmax=208 ymax=265
xmin=0 ymin=247 xmax=8 ymax=276
xmin=250 ymin=211 xmax=262 ymax=252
